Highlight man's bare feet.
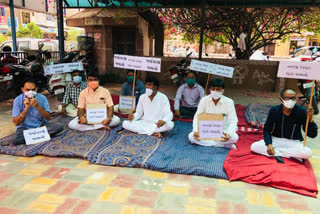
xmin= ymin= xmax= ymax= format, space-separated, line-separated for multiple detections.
xmin=98 ymin=126 xmax=111 ymax=130
xmin=152 ymin=132 xmax=163 ymax=138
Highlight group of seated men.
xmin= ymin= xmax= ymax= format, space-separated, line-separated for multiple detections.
xmin=9 ymin=69 xmax=318 ymax=162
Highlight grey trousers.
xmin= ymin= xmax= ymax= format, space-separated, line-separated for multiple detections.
xmin=13 ymin=122 xmax=64 ymax=145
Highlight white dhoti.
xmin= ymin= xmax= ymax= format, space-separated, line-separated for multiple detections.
xmin=58 ymin=104 xmax=78 ymax=117
xmin=251 ymin=136 xmax=312 ymax=159
xmin=188 ymin=132 xmax=238 ymax=149
xmin=122 ymin=120 xmax=174 ymax=135
xmin=68 ymin=116 xmax=121 ymax=131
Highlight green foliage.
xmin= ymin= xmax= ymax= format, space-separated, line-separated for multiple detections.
xmin=66 ymin=27 xmax=82 ymax=42
xmin=0 ymin=34 xmax=8 ymax=44
xmin=16 ymin=22 xmax=43 ymax=38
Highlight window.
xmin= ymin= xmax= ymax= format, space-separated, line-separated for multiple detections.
xmin=18 ymin=41 xmax=30 ymax=51
xmin=112 ymin=28 xmax=136 ymax=55
xmin=46 ymin=14 xmax=55 ymax=21
xmin=22 ymin=12 xmax=30 ymax=24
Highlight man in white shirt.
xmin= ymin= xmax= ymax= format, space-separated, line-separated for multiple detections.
xmin=188 ymin=78 xmax=238 ymax=149
xmin=122 ymin=76 xmax=174 ymax=137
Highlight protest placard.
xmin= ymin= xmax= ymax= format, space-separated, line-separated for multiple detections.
xmin=114 ymin=54 xmax=161 ymax=73
xmin=277 ymin=61 xmax=320 ymax=80
xmin=198 ymin=113 xmax=224 ymax=141
xmin=190 ymin=59 xmax=234 ymax=78
xmin=23 ymin=126 xmax=51 ymax=145
xmin=119 ymin=96 xmax=136 ymax=113
xmin=86 ymin=104 xmax=107 ymax=124
xmin=44 ymin=62 xmax=84 ymax=76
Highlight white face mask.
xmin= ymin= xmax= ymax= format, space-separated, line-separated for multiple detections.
xmin=210 ymin=90 xmax=223 ymax=100
xmin=282 ymin=99 xmax=296 ymax=109
xmin=145 ymin=88 xmax=153 ymax=96
xmin=24 ymin=90 xmax=37 ymax=98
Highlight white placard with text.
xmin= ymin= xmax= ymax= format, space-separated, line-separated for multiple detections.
xmin=44 ymin=62 xmax=84 ymax=76
xmin=114 ymin=54 xmax=161 ymax=73
xmin=278 ymin=61 xmax=320 ymax=80
xmin=190 ymin=59 xmax=234 ymax=78
xmin=199 ymin=120 xmax=224 ymax=139
xmin=23 ymin=126 xmax=51 ymax=145
xmin=86 ymin=104 xmax=107 ymax=124
xmin=119 ymin=96 xmax=136 ymax=112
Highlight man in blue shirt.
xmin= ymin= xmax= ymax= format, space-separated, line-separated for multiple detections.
xmin=10 ymin=79 xmax=64 ymax=145
xmin=115 ymin=70 xmax=146 ymax=113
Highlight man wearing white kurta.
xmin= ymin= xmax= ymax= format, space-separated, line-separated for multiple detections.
xmin=188 ymin=78 xmax=238 ymax=149
xmin=251 ymin=89 xmax=317 ymax=162
xmin=123 ymin=76 xmax=174 ymax=137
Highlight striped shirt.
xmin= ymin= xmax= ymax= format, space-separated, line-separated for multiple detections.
xmin=62 ymin=81 xmax=88 ymax=107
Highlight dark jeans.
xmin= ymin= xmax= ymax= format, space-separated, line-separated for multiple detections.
xmin=180 ymin=106 xmax=197 ymax=119
xmin=13 ymin=122 xmax=64 ymax=145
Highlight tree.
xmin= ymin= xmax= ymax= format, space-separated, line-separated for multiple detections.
xmin=16 ymin=22 xmax=43 ymax=38
xmin=0 ymin=34 xmax=8 ymax=45
xmin=66 ymin=27 xmax=82 ymax=42
xmin=157 ymin=8 xmax=320 ymax=59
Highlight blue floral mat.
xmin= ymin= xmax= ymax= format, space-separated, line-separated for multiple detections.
xmin=244 ymin=103 xmax=272 ymax=129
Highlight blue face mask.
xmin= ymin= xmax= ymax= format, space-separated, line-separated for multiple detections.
xmin=73 ymin=76 xmax=82 ymax=83
xmin=128 ymin=76 xmax=134 ymax=83
xmin=186 ymin=78 xmax=196 ymax=86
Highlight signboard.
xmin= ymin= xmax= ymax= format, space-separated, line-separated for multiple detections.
xmin=86 ymin=104 xmax=107 ymax=124
xmin=190 ymin=59 xmax=234 ymax=78
xmin=44 ymin=62 xmax=84 ymax=76
xmin=7 ymin=17 xmax=18 ymax=28
xmin=277 ymin=61 xmax=320 ymax=80
xmin=198 ymin=113 xmax=224 ymax=141
xmin=23 ymin=126 xmax=51 ymax=145
xmin=119 ymin=96 xmax=135 ymax=113
xmin=114 ymin=54 xmax=161 ymax=73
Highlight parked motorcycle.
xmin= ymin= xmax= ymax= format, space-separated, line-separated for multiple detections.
xmin=168 ymin=50 xmax=193 ymax=87
xmin=0 ymin=43 xmax=51 ymax=96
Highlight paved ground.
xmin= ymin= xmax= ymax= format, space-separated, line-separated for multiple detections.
xmin=0 ymin=84 xmax=319 ymax=214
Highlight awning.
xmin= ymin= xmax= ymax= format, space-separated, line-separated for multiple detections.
xmin=63 ymin=0 xmax=320 ymax=8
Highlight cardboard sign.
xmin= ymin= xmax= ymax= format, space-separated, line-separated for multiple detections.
xmin=44 ymin=62 xmax=84 ymax=76
xmin=114 ymin=54 xmax=161 ymax=73
xmin=86 ymin=104 xmax=107 ymax=124
xmin=23 ymin=126 xmax=51 ymax=145
xmin=198 ymin=113 xmax=224 ymax=141
xmin=278 ymin=61 xmax=320 ymax=80
xmin=119 ymin=96 xmax=136 ymax=113
xmin=190 ymin=59 xmax=234 ymax=78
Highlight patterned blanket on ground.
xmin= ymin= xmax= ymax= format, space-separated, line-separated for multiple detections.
xmin=244 ymin=103 xmax=272 ymax=129
xmin=92 ymin=121 xmax=230 ymax=180
xmin=0 ymin=116 xmax=65 ymax=157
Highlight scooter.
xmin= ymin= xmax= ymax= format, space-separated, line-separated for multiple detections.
xmin=168 ymin=51 xmax=193 ymax=87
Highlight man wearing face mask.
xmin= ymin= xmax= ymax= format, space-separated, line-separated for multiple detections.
xmin=251 ymin=89 xmax=317 ymax=162
xmin=114 ymin=70 xmax=146 ymax=113
xmin=6 ymin=79 xmax=64 ymax=146
xmin=68 ymin=72 xmax=120 ymax=131
xmin=122 ymin=76 xmax=174 ymax=137
xmin=188 ymin=78 xmax=238 ymax=149
xmin=174 ymin=71 xmax=204 ymax=119
xmin=59 ymin=70 xmax=88 ymax=117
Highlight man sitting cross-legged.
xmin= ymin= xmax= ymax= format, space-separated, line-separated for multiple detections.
xmin=68 ymin=72 xmax=120 ymax=131
xmin=251 ymin=88 xmax=318 ymax=162
xmin=9 ymin=79 xmax=64 ymax=145
xmin=188 ymin=78 xmax=239 ymax=149
xmin=122 ymin=76 xmax=174 ymax=137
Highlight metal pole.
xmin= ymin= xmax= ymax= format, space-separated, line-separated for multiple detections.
xmin=198 ymin=0 xmax=206 ymax=60
xmin=9 ymin=0 xmax=17 ymax=52
xmin=57 ymin=0 xmax=65 ymax=61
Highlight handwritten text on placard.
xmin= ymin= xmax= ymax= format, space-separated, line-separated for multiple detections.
xmin=199 ymin=120 xmax=224 ymax=139
xmin=114 ymin=54 xmax=161 ymax=73
xmin=278 ymin=61 xmax=320 ymax=80
xmin=190 ymin=59 xmax=234 ymax=78
xmin=23 ymin=126 xmax=51 ymax=145
xmin=87 ymin=104 xmax=107 ymax=124
xmin=119 ymin=96 xmax=136 ymax=111
xmin=44 ymin=62 xmax=84 ymax=76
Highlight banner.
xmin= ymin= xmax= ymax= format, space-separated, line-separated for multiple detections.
xmin=119 ymin=96 xmax=136 ymax=113
xmin=44 ymin=62 xmax=84 ymax=76
xmin=23 ymin=126 xmax=51 ymax=145
xmin=278 ymin=61 xmax=320 ymax=80
xmin=190 ymin=59 xmax=234 ymax=78
xmin=198 ymin=113 xmax=224 ymax=141
xmin=114 ymin=54 xmax=161 ymax=73
xmin=86 ymin=104 xmax=107 ymax=124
